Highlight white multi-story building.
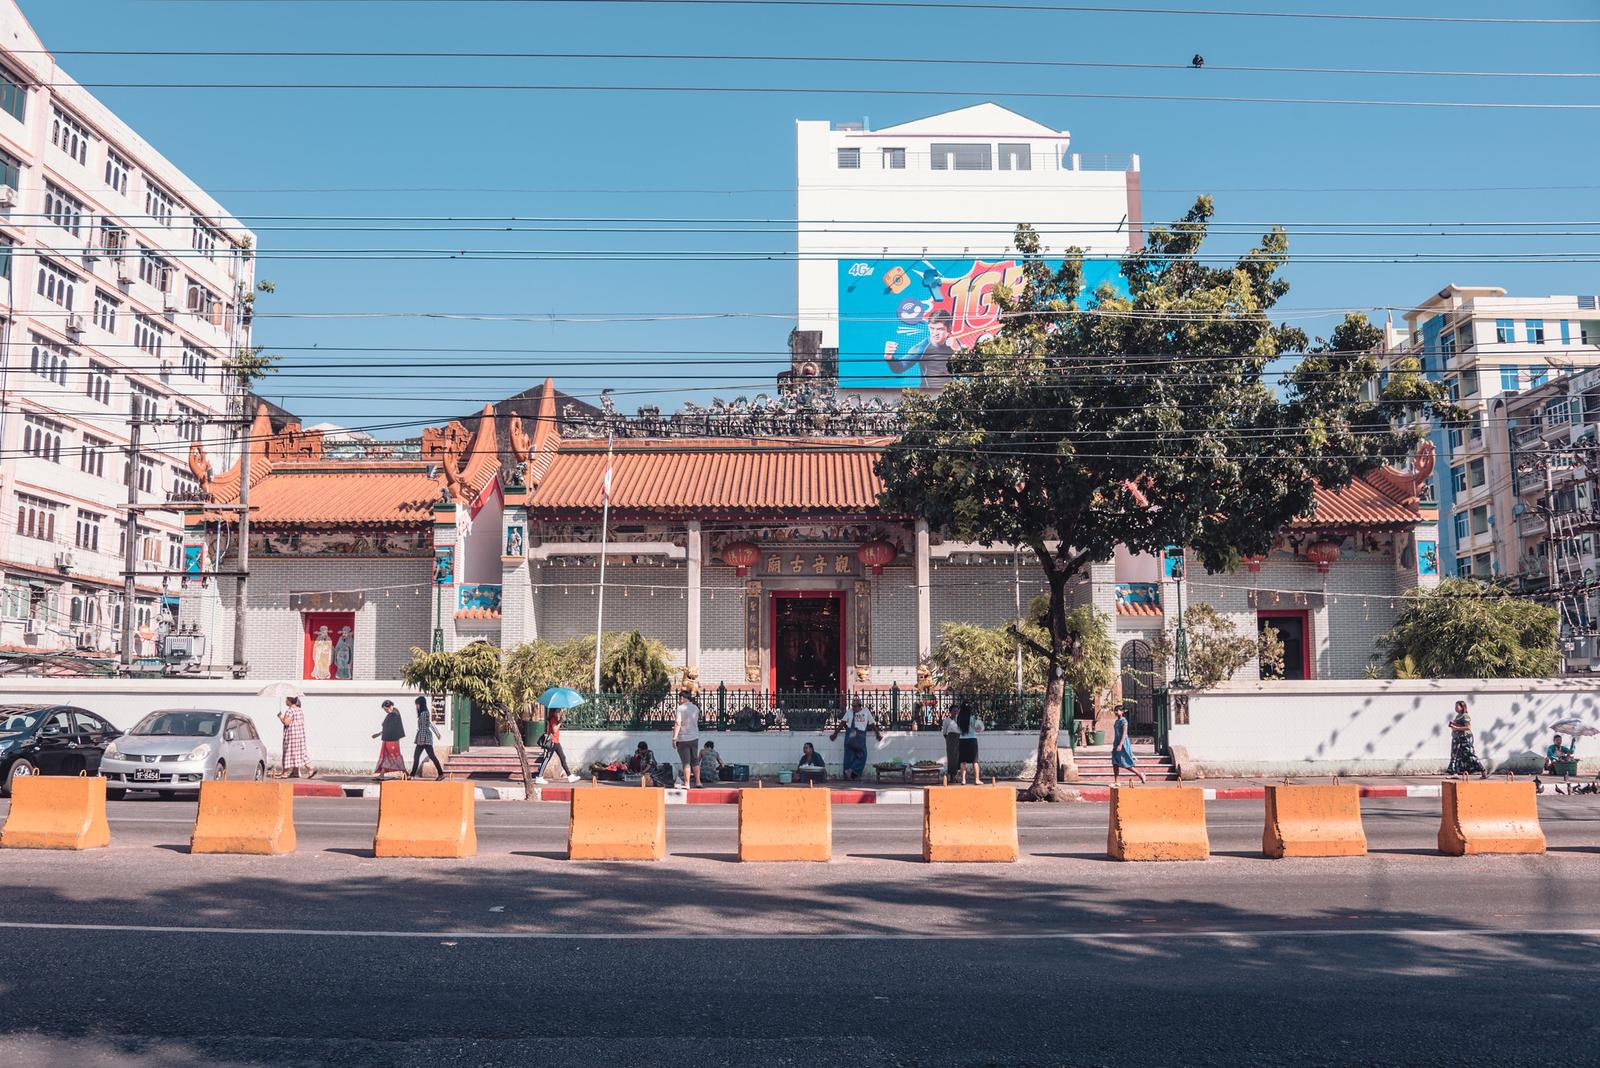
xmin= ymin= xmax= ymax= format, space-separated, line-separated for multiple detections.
xmin=1379 ymin=285 xmax=1600 ymax=578
xmin=0 ymin=0 xmax=256 ymax=658
xmin=792 ymin=103 xmax=1142 ymax=399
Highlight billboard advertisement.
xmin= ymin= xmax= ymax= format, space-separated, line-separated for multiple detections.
xmin=836 ymin=256 xmax=1126 ymax=389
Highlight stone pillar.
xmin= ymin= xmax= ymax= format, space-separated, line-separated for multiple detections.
xmin=915 ymin=520 xmax=932 ymax=665
xmin=685 ymin=521 xmax=702 ymax=671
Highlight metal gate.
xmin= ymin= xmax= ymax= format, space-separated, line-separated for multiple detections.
xmin=1120 ymin=639 xmax=1156 ymax=739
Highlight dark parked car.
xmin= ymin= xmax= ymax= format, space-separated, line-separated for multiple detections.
xmin=0 ymin=703 xmax=122 ymax=796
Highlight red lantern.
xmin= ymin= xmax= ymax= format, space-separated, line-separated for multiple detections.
xmin=720 ymin=541 xmax=761 ymax=576
xmin=1304 ymin=539 xmax=1342 ymax=574
xmin=1243 ymin=554 xmax=1265 ymax=574
xmin=857 ymin=539 xmax=897 ymax=576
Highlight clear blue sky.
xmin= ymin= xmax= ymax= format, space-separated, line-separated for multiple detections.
xmin=25 ymin=0 xmax=1600 ymax=433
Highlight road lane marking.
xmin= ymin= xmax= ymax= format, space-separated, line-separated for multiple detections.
xmin=0 ymin=919 xmax=1592 ymax=942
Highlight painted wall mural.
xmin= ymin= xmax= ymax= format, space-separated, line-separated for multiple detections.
xmin=302 ymin=611 xmax=355 ymax=681
xmin=251 ymin=530 xmax=430 ymax=558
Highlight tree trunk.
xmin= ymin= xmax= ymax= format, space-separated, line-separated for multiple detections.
xmin=1022 ymin=569 xmax=1071 ymax=801
xmin=501 ymin=712 xmax=539 ymax=800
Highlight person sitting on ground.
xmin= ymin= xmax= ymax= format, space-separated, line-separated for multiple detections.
xmin=626 ymin=741 xmax=657 ymax=776
xmin=796 ymin=741 xmax=827 ymax=785
xmin=1545 ymin=732 xmax=1576 ymax=774
xmin=699 ymin=740 xmax=726 ymax=785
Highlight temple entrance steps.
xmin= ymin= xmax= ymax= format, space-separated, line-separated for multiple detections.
xmin=443 ymin=747 xmax=542 ymax=781
xmin=1072 ymin=743 xmax=1180 ymax=784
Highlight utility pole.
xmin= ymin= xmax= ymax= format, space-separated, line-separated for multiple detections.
xmin=231 ymin=415 xmax=252 ymax=678
xmin=120 ymin=418 xmax=142 ymax=669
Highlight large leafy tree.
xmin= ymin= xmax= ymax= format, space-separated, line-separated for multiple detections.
xmin=1379 ymin=578 xmax=1559 ymax=678
xmin=878 ymin=198 xmax=1452 ymax=799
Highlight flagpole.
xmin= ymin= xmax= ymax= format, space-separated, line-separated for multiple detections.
xmin=593 ymin=431 xmax=614 ymax=694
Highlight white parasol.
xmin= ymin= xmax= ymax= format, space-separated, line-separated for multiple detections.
xmin=257 ymin=682 xmax=304 ymax=701
xmin=1549 ymin=718 xmax=1600 ymax=738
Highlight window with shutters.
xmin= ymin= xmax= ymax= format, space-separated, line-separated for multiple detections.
xmin=29 ymin=334 xmax=69 ymax=385
xmin=50 ymin=107 xmax=90 ymax=165
xmin=104 ymin=150 xmax=131 ymax=196
xmin=36 ymin=259 xmax=76 ymax=309
xmin=44 ymin=182 xmax=86 ymax=235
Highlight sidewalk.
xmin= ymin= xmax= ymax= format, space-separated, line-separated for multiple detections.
xmin=298 ymin=772 xmax=1485 ymax=803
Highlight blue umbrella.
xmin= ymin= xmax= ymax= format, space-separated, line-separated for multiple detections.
xmin=539 ymin=686 xmax=587 ymax=709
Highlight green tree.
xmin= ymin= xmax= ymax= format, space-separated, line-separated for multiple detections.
xmin=1378 ymin=578 xmax=1559 ymax=678
xmin=1151 ymin=604 xmax=1259 ymax=690
xmin=600 ymin=630 xmax=673 ymax=707
xmin=1257 ymin=623 xmax=1286 ymax=681
xmin=877 ymin=199 xmax=1453 ymax=799
xmin=933 ymin=620 xmax=1049 ymax=692
xmin=401 ymin=641 xmax=537 ymax=798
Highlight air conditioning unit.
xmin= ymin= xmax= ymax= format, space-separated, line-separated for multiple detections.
xmin=74 ymin=629 xmax=95 ymax=651
xmin=23 ymin=617 xmax=40 ymax=636
xmin=0 ymin=185 xmax=14 ymax=210
xmin=65 ymin=314 xmax=85 ymax=336
xmin=54 ymin=550 xmax=75 ymax=570
xmin=162 ymin=306 xmax=178 ymax=323
xmin=117 ymin=263 xmax=134 ymax=285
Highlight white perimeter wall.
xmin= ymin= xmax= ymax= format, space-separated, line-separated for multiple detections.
xmin=1 ymin=678 xmax=440 ymax=771
xmin=1172 ymin=678 xmax=1600 ymax=776
xmin=548 ymin=729 xmax=1040 ymax=779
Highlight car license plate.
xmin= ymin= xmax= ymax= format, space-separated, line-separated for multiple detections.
xmin=132 ymin=768 xmax=161 ymax=782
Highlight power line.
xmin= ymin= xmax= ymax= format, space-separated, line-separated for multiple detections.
xmin=22 ymin=48 xmax=1600 ymax=80
xmin=29 ymin=80 xmax=1600 ymax=111
xmin=145 ymin=0 xmax=1600 ymax=28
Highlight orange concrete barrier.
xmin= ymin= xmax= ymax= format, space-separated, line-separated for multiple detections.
xmin=0 ymin=775 xmax=111 ymax=850
xmin=1262 ymin=784 xmax=1366 ymax=858
xmin=568 ymin=787 xmax=666 ymax=860
xmin=1107 ymin=786 xmax=1209 ymax=861
xmin=1438 ymin=779 xmax=1545 ymax=856
xmin=922 ymin=785 xmax=1018 ymax=863
xmin=738 ymin=786 xmax=831 ymax=862
xmin=372 ymin=780 xmax=477 ymax=859
xmin=190 ymin=781 xmax=297 ymax=855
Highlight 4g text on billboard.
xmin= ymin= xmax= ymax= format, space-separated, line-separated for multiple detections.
xmin=836 ymin=256 xmax=1126 ymax=389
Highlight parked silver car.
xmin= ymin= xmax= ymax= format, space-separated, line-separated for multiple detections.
xmin=100 ymin=709 xmax=270 ymax=800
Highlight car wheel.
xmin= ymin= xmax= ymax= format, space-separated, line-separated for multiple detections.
xmin=255 ymin=761 xmax=267 ymax=782
xmin=106 ymin=787 xmax=127 ymax=801
xmin=214 ymin=760 xmax=227 ymax=781
xmin=3 ymin=758 xmax=36 ymax=797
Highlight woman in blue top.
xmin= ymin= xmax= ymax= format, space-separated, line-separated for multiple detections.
xmin=1112 ymin=706 xmax=1147 ymax=785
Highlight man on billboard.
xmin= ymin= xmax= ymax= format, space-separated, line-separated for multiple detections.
xmin=912 ymin=311 xmax=957 ymax=384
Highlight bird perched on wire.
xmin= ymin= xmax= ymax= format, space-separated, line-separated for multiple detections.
xmin=1191 ymin=54 xmax=1205 ymax=68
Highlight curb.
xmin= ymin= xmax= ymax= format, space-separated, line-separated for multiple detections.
xmin=304 ymin=782 xmax=1448 ymax=804
xmin=1066 ymin=784 xmax=1443 ymax=803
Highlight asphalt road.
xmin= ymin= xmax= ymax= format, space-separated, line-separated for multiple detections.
xmin=3 ymin=795 xmax=1600 ymax=1067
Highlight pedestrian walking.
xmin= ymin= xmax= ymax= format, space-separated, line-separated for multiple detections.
xmin=956 ymin=704 xmax=986 ymax=784
xmin=673 ymin=689 xmax=703 ymax=788
xmin=373 ymin=699 xmax=409 ymax=780
xmin=940 ymin=705 xmax=961 ymax=783
xmin=276 ymin=695 xmax=315 ymax=779
xmin=410 ymin=695 xmax=443 ymax=780
xmin=535 ymin=707 xmax=578 ymax=784
xmin=1111 ymin=706 xmax=1147 ymax=786
xmin=1446 ymin=699 xmax=1489 ymax=779
xmin=832 ymin=696 xmax=882 ymax=781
